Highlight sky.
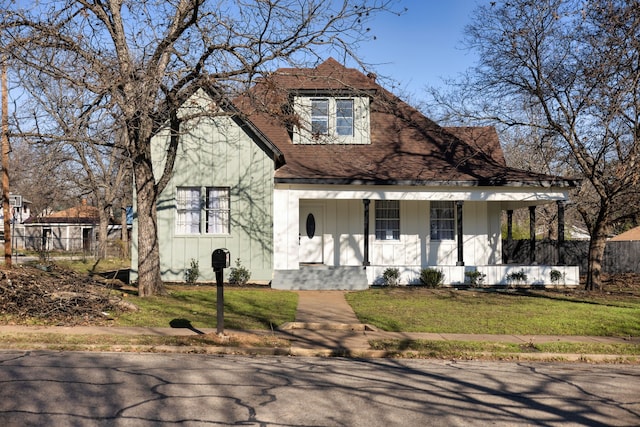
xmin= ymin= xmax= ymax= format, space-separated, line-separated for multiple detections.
xmin=354 ymin=0 xmax=488 ymax=99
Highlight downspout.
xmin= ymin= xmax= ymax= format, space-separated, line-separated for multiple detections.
xmin=363 ymin=199 xmax=370 ymax=268
xmin=456 ymin=201 xmax=464 ymax=266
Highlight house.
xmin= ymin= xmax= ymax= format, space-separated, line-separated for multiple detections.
xmin=132 ymin=58 xmax=579 ymax=289
xmin=23 ymin=200 xmax=125 ymax=255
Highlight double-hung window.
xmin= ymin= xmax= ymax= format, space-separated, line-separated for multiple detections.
xmin=205 ymin=187 xmax=230 ymax=234
xmin=176 ymin=187 xmax=201 ymax=234
xmin=430 ymin=201 xmax=455 ymax=240
xmin=336 ymin=99 xmax=354 ymax=136
xmin=311 ymin=99 xmax=329 ymax=135
xmin=375 ymin=200 xmax=400 ymax=240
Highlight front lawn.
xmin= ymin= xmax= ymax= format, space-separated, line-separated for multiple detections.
xmin=345 ymin=287 xmax=640 ymax=337
xmin=115 ymin=286 xmax=298 ymax=330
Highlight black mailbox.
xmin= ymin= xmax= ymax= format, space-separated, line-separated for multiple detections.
xmin=212 ymin=248 xmax=230 ymax=271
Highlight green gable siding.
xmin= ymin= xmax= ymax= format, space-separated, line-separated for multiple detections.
xmin=133 ymin=90 xmax=274 ymax=283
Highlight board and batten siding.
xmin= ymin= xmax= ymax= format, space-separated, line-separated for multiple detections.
xmin=136 ymin=90 xmax=275 ymax=283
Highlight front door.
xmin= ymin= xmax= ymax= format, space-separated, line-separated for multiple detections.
xmin=299 ymin=205 xmax=323 ymax=264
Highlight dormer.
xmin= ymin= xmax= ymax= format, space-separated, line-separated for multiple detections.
xmin=291 ymin=91 xmax=371 ymax=145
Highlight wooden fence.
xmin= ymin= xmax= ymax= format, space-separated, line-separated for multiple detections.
xmin=503 ymin=239 xmax=640 ymax=275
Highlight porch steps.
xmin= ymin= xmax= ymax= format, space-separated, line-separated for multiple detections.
xmin=271 ymin=265 xmax=369 ymax=290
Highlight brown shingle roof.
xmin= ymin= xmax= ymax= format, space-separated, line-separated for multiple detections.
xmin=26 ymin=201 xmax=99 ymax=224
xmin=239 ymin=58 xmax=577 ymax=187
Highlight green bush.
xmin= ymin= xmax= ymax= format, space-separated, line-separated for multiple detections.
xmin=382 ymin=267 xmax=400 ymax=286
xmin=420 ymin=268 xmax=444 ymax=288
xmin=229 ymin=258 xmax=251 ymax=285
xmin=506 ymin=269 xmax=527 ymax=286
xmin=550 ymin=269 xmax=564 ymax=284
xmin=185 ymin=259 xmax=199 ymax=284
xmin=465 ymin=270 xmax=486 ymax=287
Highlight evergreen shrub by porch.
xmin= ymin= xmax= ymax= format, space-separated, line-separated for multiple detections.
xmin=419 ymin=268 xmax=444 ymax=288
xmin=229 ymin=258 xmax=251 ymax=285
xmin=185 ymin=259 xmax=200 ymax=284
xmin=382 ymin=267 xmax=400 ymax=286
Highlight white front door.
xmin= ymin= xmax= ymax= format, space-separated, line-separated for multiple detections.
xmin=299 ymin=205 xmax=323 ymax=264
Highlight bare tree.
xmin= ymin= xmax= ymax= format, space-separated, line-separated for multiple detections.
xmin=429 ymin=0 xmax=640 ymax=290
xmin=0 ymin=0 xmax=399 ymax=296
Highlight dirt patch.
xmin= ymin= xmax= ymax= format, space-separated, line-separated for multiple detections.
xmin=0 ymin=263 xmax=127 ymax=326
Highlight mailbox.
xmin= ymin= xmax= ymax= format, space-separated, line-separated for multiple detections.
xmin=212 ymin=248 xmax=230 ymax=271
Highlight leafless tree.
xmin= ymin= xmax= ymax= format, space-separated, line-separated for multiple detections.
xmin=0 ymin=0 xmax=400 ymax=296
xmin=428 ymin=0 xmax=640 ymax=290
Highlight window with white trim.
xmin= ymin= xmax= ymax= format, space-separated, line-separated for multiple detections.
xmin=311 ymin=99 xmax=329 ymax=136
xmin=205 ymin=187 xmax=230 ymax=234
xmin=176 ymin=187 xmax=201 ymax=234
xmin=336 ymin=99 xmax=354 ymax=136
xmin=294 ymin=96 xmax=370 ymax=144
xmin=375 ymin=200 xmax=400 ymax=240
xmin=430 ymin=201 xmax=455 ymax=240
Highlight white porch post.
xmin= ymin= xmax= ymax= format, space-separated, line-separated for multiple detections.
xmin=456 ymin=200 xmax=464 ymax=266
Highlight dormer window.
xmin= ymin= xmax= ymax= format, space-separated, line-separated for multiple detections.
xmin=311 ymin=99 xmax=329 ymax=135
xmin=336 ymin=99 xmax=354 ymax=136
xmin=293 ymin=96 xmax=370 ymax=144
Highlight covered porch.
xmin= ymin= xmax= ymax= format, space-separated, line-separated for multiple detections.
xmin=271 ymin=184 xmax=579 ymax=290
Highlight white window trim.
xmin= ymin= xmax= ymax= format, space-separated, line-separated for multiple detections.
xmin=176 ymin=187 xmax=201 ymax=235
xmin=430 ymin=201 xmax=456 ymax=241
xmin=293 ymin=96 xmax=370 ymax=145
xmin=375 ymin=200 xmax=400 ymax=241
xmin=205 ymin=187 xmax=231 ymax=235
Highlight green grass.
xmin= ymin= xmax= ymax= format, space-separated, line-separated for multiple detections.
xmin=345 ymin=288 xmax=640 ymax=337
xmin=115 ymin=287 xmax=298 ymax=330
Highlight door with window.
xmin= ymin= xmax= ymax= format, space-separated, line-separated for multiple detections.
xmin=299 ymin=205 xmax=323 ymax=264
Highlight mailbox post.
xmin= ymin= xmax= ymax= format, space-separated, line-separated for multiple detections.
xmin=211 ymin=248 xmax=230 ymax=335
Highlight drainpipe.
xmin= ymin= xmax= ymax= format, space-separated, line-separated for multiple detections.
xmin=529 ymin=206 xmax=536 ymax=264
xmin=363 ymin=199 xmax=370 ymax=268
xmin=456 ymin=201 xmax=464 ymax=266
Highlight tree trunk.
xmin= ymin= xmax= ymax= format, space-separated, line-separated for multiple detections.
xmin=134 ymin=158 xmax=165 ymax=297
xmin=97 ymin=208 xmax=110 ymax=260
xmin=585 ymin=203 xmax=610 ymax=291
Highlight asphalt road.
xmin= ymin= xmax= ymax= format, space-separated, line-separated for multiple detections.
xmin=0 ymin=351 xmax=638 ymax=426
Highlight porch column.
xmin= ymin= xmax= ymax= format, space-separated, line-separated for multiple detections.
xmin=456 ymin=201 xmax=464 ymax=266
xmin=557 ymin=200 xmax=565 ymax=265
xmin=529 ymin=205 xmax=536 ymax=264
xmin=507 ymin=210 xmax=514 ymax=242
xmin=363 ymin=199 xmax=370 ymax=268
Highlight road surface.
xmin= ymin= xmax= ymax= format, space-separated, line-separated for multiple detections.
xmin=0 ymin=350 xmax=638 ymax=426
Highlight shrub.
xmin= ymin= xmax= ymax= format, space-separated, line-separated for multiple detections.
xmin=382 ymin=267 xmax=400 ymax=286
xmin=185 ymin=258 xmax=200 ymax=284
xmin=465 ymin=270 xmax=486 ymax=287
xmin=420 ymin=268 xmax=444 ymax=288
xmin=506 ymin=269 xmax=527 ymax=286
xmin=550 ymin=269 xmax=565 ymax=285
xmin=229 ymin=258 xmax=251 ymax=285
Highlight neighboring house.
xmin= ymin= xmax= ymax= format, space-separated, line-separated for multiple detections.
xmin=609 ymin=226 xmax=640 ymax=242
xmin=132 ymin=58 xmax=579 ymax=289
xmin=24 ymin=200 xmax=102 ymax=253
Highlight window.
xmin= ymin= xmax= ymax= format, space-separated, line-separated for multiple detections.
xmin=176 ymin=187 xmax=201 ymax=234
xmin=336 ymin=99 xmax=354 ymax=136
xmin=375 ymin=200 xmax=400 ymax=240
xmin=430 ymin=201 xmax=455 ymax=240
xmin=206 ymin=187 xmax=230 ymax=234
xmin=311 ymin=99 xmax=329 ymax=135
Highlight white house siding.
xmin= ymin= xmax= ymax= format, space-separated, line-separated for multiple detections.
xmin=132 ymin=91 xmax=275 ymax=283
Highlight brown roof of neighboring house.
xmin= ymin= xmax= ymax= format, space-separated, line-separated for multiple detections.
xmin=238 ymin=58 xmax=577 ymax=187
xmin=610 ymin=226 xmax=640 ymax=241
xmin=25 ymin=201 xmax=99 ymax=225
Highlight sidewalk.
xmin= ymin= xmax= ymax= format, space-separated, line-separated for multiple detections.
xmin=0 ymin=290 xmax=637 ymax=358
